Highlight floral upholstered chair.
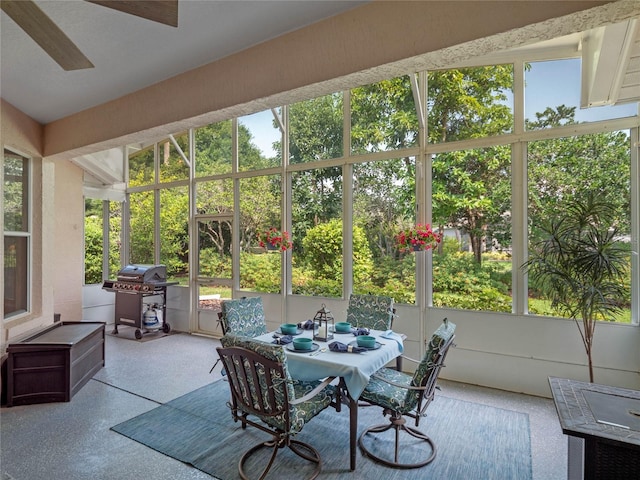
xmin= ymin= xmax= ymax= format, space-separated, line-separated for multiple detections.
xmin=346 ymin=294 xmax=396 ymax=331
xmin=219 ymin=296 xmax=268 ymax=337
xmin=217 ymin=334 xmax=336 ymax=480
xmin=357 ymin=318 xmax=456 ymax=469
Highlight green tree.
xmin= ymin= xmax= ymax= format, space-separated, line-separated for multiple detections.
xmin=429 ymin=66 xmax=514 ymax=264
xmin=527 ymin=106 xmax=630 ymax=237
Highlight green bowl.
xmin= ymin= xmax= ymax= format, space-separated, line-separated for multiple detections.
xmin=293 ymin=337 xmax=313 ymax=351
xmin=280 ymin=323 xmax=298 ymax=335
xmin=356 ymin=335 xmax=376 ymax=348
xmin=335 ymin=322 xmax=352 ymax=332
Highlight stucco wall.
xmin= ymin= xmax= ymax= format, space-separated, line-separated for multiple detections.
xmin=52 ymin=160 xmax=84 ymax=322
xmin=0 ymin=100 xmax=52 ymax=347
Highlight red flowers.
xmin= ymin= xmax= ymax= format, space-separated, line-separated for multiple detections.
xmin=257 ymin=228 xmax=292 ymax=251
xmin=396 ymin=224 xmax=441 ymax=253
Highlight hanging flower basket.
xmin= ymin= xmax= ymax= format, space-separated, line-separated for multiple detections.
xmin=257 ymin=227 xmax=292 ymax=252
xmin=396 ymin=224 xmax=441 ymax=253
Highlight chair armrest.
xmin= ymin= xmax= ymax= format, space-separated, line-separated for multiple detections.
xmin=290 ymin=376 xmax=337 ymax=404
xmin=370 ymin=373 xmax=427 ymax=391
xmin=396 ymin=354 xmax=421 ymax=365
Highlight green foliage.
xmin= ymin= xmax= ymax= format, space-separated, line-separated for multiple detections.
xmin=198 ymin=248 xmax=232 ymax=278
xmin=429 ymin=66 xmax=514 ymax=265
xmin=300 ymin=219 xmax=374 ymax=288
xmin=301 ymin=219 xmax=343 ymax=281
xmin=433 ymin=288 xmax=512 ymax=312
xmin=239 ymin=252 xmax=281 ymax=293
xmin=84 ymin=215 xmax=104 ymax=284
xmin=351 ymin=76 xmax=418 ymax=153
xmin=84 ymin=209 xmax=120 ymax=285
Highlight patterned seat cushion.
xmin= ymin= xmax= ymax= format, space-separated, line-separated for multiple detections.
xmin=220 ymin=334 xmax=334 ymax=434
xmin=221 ymin=297 xmax=268 ymax=337
xmin=360 ymin=367 xmax=415 ymax=412
xmin=346 ymin=294 xmax=395 ymax=331
xmin=360 ymin=319 xmax=456 ymax=415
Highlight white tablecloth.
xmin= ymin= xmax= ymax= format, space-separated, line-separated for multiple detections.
xmin=255 ymin=329 xmax=402 ymax=399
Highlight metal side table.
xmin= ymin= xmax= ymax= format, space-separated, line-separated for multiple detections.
xmin=548 ymin=377 xmax=640 ymax=480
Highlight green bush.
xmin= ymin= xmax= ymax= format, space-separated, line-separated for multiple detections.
xmin=240 ymin=252 xmax=281 ymax=292
xmin=199 ymin=248 xmax=232 ymax=278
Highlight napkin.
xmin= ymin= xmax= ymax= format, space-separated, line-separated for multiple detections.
xmin=380 ymin=330 xmax=404 ymax=353
xmin=297 ymin=319 xmax=315 ymax=330
xmin=329 ymin=341 xmax=366 ymax=354
xmin=351 ymin=327 xmax=370 ymax=336
xmin=272 ymin=335 xmax=293 ymax=345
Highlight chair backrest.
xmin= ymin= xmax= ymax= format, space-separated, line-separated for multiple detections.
xmin=346 ymin=294 xmax=395 ymax=331
xmin=220 ymin=297 xmax=268 ymax=337
xmin=218 ymin=334 xmax=296 ymax=433
xmin=406 ymin=318 xmax=456 ymax=412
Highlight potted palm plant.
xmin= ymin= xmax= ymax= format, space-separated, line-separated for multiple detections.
xmin=522 ymin=193 xmax=629 ymax=382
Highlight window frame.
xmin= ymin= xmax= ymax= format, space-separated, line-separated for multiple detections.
xmin=3 ymin=148 xmax=32 ymax=320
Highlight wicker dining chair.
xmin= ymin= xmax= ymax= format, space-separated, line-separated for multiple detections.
xmin=217 ymin=334 xmax=336 ymax=480
xmin=357 ymin=318 xmax=456 ymax=469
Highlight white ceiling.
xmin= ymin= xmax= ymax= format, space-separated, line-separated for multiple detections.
xmin=0 ymin=0 xmax=366 ymax=124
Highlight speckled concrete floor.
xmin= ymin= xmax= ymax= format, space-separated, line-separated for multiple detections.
xmin=1 ymin=331 xmax=566 ymax=480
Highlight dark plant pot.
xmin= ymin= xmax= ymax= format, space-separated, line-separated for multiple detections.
xmin=266 ymin=244 xmax=278 ymax=251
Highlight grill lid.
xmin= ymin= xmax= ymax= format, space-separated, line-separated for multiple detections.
xmin=117 ymin=264 xmax=167 ymax=283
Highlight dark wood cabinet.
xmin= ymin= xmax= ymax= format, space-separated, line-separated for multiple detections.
xmin=5 ymin=321 xmax=105 ymax=407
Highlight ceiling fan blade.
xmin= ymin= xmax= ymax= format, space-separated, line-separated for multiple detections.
xmin=86 ymin=1 xmax=178 ymax=28
xmin=1 ymin=0 xmax=94 ymax=71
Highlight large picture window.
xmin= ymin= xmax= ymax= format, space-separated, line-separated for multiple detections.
xmin=527 ymin=130 xmax=632 ymax=322
xmin=112 ymin=57 xmax=638 ymax=326
xmin=4 ymin=149 xmax=30 ymax=319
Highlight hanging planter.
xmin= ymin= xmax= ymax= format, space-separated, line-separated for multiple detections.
xmin=257 ymin=227 xmax=292 ymax=252
xmin=396 ymin=224 xmax=441 ymax=253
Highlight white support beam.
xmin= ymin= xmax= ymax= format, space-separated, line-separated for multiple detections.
xmin=581 ymin=19 xmax=638 ymax=108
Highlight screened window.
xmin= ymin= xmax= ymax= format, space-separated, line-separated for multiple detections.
xmin=527 ymin=130 xmax=632 ymax=322
xmin=4 ymin=149 xmax=30 ymax=319
xmin=129 ymin=190 xmax=154 ymax=265
xmin=432 ymin=146 xmax=513 ymax=312
xmin=352 ymin=157 xmax=416 ymax=304
xmin=159 ymin=133 xmax=189 ymax=183
xmin=351 ymin=76 xmax=418 ymax=154
xmin=525 ymin=59 xmax=637 ymax=129
xmin=128 ymin=145 xmax=155 ymax=186
xmin=291 ymin=167 xmax=343 ymax=297
xmin=195 ymin=120 xmax=233 ymax=177
xmin=238 ymin=110 xmax=282 ymax=171
xmin=160 ymin=186 xmax=189 ymax=282
xmin=84 ymin=198 xmax=104 ymax=284
xmin=289 ymin=94 xmax=343 ymax=164
xmin=239 ymin=175 xmax=282 ymax=293
xmin=428 ymin=65 xmax=514 ymax=143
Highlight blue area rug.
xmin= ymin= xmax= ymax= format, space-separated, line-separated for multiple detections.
xmin=111 ymin=380 xmax=532 ymax=479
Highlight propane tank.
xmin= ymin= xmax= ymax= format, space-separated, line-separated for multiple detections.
xmin=143 ymin=304 xmax=159 ymax=327
xmin=155 ymin=304 xmax=163 ymax=325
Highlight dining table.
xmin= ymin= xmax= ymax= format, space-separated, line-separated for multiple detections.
xmin=255 ymin=326 xmax=403 ymax=471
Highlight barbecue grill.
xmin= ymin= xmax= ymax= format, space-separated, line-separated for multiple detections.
xmin=102 ymin=264 xmax=177 ymax=339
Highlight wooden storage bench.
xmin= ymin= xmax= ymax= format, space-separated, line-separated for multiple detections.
xmin=5 ymin=321 xmax=105 ymax=407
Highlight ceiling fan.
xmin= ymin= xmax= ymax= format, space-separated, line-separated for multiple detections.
xmin=1 ymin=0 xmax=178 ymax=71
